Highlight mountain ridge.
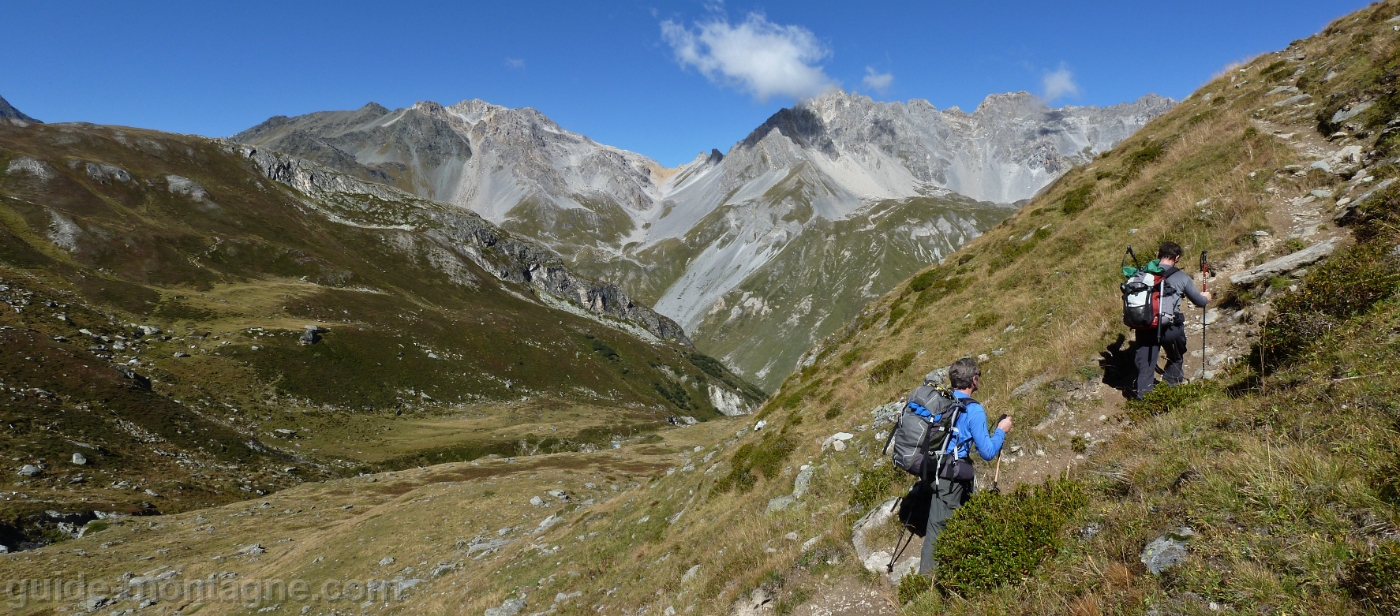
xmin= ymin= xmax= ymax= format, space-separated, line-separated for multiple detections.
xmin=235 ymin=89 xmax=1172 ymax=390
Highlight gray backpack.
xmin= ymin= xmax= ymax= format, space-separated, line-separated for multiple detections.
xmin=882 ymin=385 xmax=965 ymax=479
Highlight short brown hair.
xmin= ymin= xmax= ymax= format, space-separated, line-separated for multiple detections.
xmin=1158 ymin=241 xmax=1183 ymax=260
xmin=949 ymin=357 xmax=980 ymax=390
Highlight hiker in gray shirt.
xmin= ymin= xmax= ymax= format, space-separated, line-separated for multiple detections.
xmin=1134 ymin=241 xmax=1211 ymax=398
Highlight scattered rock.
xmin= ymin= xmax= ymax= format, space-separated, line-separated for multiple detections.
xmin=681 ymin=565 xmax=701 ymax=584
xmin=6 ymin=157 xmax=55 ymax=181
xmin=1141 ymin=527 xmax=1195 ymax=574
xmin=1203 ymin=309 xmax=1221 ymax=325
xmin=887 ymin=555 xmax=921 ymax=584
xmin=1332 ymin=101 xmax=1374 ymax=124
xmin=766 ymin=495 xmax=795 ymax=513
xmin=1309 ymin=189 xmax=1334 ymax=199
xmin=791 ymin=468 xmax=813 ymax=499
xmin=870 ymin=402 xmax=901 ymax=429
xmin=378 ymin=557 xmax=395 ymax=567
xmin=173 ymin=352 xmax=190 ymax=358
xmin=545 ymin=489 xmax=568 ymax=501
xmin=483 ymin=597 xmax=525 ymax=616
xmin=851 ymin=497 xmax=898 ymax=566
xmin=17 ymin=464 xmax=40 ymax=477
xmin=529 ymin=496 xmax=544 ymax=507
xmin=166 ymin=175 xmax=211 ymax=201
xmin=83 ymin=162 xmax=132 ymax=183
xmin=753 ymin=420 xmax=767 ymax=431
xmin=533 ymin=514 xmax=562 ymax=534
xmin=1273 ymin=93 xmax=1312 ymax=107
xmin=784 ymin=532 xmax=799 ymax=541
xmin=299 ymin=325 xmax=327 ymax=346
xmin=923 ymin=367 xmax=949 ymax=387
xmin=1228 ymin=238 xmax=1340 ymax=286
xmin=1011 ymin=372 xmax=1052 ymax=398
xmin=83 ymin=595 xmax=110 ymax=612
xmin=822 ymin=432 xmax=854 ymax=450
xmin=236 ymin=544 xmax=265 ymax=556
xmin=1336 ymin=177 xmax=1396 ymax=222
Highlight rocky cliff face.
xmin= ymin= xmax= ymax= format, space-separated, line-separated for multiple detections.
xmin=236 ymin=90 xmax=1171 ymax=389
xmin=235 ymin=143 xmax=691 ymax=345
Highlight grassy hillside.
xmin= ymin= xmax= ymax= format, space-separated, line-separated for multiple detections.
xmin=0 ymin=121 xmax=762 ymax=546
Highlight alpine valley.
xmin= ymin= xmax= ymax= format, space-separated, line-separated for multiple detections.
xmin=236 ymin=90 xmax=1173 ymax=390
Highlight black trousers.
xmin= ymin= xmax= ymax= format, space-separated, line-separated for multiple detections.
xmin=918 ymin=477 xmax=972 ymax=575
xmin=1135 ymin=318 xmax=1187 ymax=398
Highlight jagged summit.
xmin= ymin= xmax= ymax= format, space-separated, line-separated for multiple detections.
xmin=0 ymin=94 xmax=38 ymax=123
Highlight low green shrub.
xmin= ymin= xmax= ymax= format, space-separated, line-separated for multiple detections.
xmin=932 ymin=477 xmax=1088 ymax=596
xmin=1125 ymin=381 xmax=1211 ymax=420
xmin=712 ymin=429 xmax=798 ymax=495
xmin=850 ymin=461 xmax=905 ymax=511
xmin=897 ymin=572 xmax=931 ymax=604
xmin=823 ymin=406 xmax=841 ymax=420
xmin=908 ymin=269 xmax=941 ymax=293
xmin=1256 ymin=240 xmax=1400 ymax=370
xmin=912 ymin=276 xmax=968 ymax=309
xmin=1123 ymin=140 xmax=1168 ymax=180
xmin=1344 ymin=541 xmax=1400 ymax=612
xmin=869 ymin=352 xmax=916 ymax=385
xmin=1061 ymin=183 xmax=1096 ymax=216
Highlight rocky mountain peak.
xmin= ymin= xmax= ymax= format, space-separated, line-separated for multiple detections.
xmin=445 ymin=99 xmax=509 ymax=125
xmin=974 ymin=91 xmax=1049 ymax=115
xmin=0 ymin=94 xmax=39 ymax=123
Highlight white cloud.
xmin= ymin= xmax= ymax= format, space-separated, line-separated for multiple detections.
xmin=505 ymin=57 xmax=525 ymax=70
xmin=862 ymin=66 xmax=893 ymax=94
xmin=661 ymin=13 xmax=836 ymax=102
xmin=1042 ymin=64 xmax=1080 ymax=101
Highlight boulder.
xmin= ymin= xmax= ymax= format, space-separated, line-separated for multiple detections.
xmin=484 ymin=598 xmax=525 ymax=616
xmin=18 ymin=464 xmax=40 ymax=477
xmin=923 ymin=367 xmax=949 ymax=387
xmin=791 ymin=468 xmax=813 ymax=499
xmin=1229 ymin=238 xmax=1340 ymax=286
xmin=299 ymin=325 xmax=327 ymax=345
xmin=870 ymin=402 xmax=901 ymax=429
xmin=71 ymin=453 xmax=87 ymax=465
xmin=766 ymin=495 xmax=795 ymax=512
xmin=851 ymin=497 xmax=899 ymax=565
xmin=1332 ymin=101 xmax=1374 ymax=124
xmin=1273 ymin=93 xmax=1312 ymax=107
xmin=822 ymin=432 xmax=854 ymax=450
xmin=1141 ymin=527 xmax=1194 ymax=574
xmin=1335 ymin=178 xmax=1396 ymax=222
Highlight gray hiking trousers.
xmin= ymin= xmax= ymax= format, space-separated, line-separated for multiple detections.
xmin=1134 ymin=319 xmax=1187 ymax=398
xmin=918 ymin=477 xmax=972 ymax=575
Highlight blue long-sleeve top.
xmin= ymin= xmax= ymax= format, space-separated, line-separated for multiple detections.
xmin=947 ymin=391 xmax=1005 ymax=461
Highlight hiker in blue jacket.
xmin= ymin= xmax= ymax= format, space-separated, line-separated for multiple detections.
xmin=918 ymin=357 xmax=1012 ymax=575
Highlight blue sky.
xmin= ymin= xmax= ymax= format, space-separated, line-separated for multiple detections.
xmin=1 ymin=0 xmax=1369 ymax=166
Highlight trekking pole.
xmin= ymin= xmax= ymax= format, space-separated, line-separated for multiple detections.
xmin=1201 ymin=251 xmax=1209 ymax=377
xmin=991 ymin=415 xmax=1007 ymax=494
